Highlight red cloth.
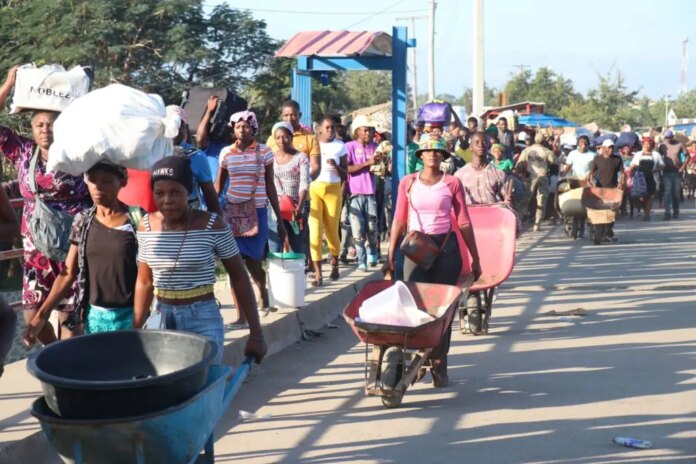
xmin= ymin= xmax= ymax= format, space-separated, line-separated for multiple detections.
xmin=118 ymin=169 xmax=156 ymax=213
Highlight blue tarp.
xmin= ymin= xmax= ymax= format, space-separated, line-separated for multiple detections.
xmin=518 ymin=114 xmax=579 ymax=128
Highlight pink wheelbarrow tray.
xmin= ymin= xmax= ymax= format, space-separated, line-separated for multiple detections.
xmin=456 ymin=204 xmax=517 ymax=335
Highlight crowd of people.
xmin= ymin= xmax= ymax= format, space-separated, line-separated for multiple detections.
xmin=1 ymin=61 xmax=695 ymax=384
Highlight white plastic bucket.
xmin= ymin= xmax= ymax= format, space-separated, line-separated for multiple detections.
xmin=267 ymin=253 xmax=306 ymax=308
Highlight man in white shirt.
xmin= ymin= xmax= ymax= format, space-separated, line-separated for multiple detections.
xmin=562 ymin=135 xmax=595 ymax=179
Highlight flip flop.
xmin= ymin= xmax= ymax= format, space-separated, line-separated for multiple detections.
xmin=226 ymin=321 xmax=249 ymax=330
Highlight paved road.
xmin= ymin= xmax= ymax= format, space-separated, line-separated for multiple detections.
xmin=211 ymin=204 xmax=696 ymax=464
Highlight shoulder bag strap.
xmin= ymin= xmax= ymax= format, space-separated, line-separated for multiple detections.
xmin=28 ymin=146 xmax=40 ymax=196
xmin=249 ymin=144 xmax=263 ymax=197
xmin=404 ymin=175 xmax=416 ymax=232
xmin=163 ymin=217 xmax=191 ymax=292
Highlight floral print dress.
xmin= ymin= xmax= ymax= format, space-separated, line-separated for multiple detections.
xmin=0 ymin=126 xmax=89 ymax=312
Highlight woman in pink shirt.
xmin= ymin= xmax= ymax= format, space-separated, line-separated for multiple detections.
xmin=384 ymin=137 xmax=481 ymax=388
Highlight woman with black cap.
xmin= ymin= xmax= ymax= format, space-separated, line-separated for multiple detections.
xmin=24 ymin=161 xmax=139 ymax=343
xmin=134 ymin=156 xmax=266 ymax=364
xmin=384 ymin=136 xmax=481 ymax=388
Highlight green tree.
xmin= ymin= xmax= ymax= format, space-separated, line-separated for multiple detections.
xmin=504 ymin=67 xmax=581 ymax=115
xmin=560 ymin=70 xmax=640 ymax=130
xmin=673 ymin=90 xmax=696 ymax=119
xmin=0 ymin=1 xmax=278 ymax=116
xmin=341 ymin=71 xmax=392 ymax=110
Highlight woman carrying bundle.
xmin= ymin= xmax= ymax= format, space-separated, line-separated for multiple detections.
xmin=0 ymin=65 xmax=89 ymax=344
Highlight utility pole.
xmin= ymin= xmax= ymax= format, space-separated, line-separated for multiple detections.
xmin=472 ymin=0 xmax=484 ymax=116
xmin=513 ymin=64 xmax=530 ymax=76
xmin=428 ymin=0 xmax=436 ymax=100
xmin=680 ymin=36 xmax=689 ymax=95
xmin=397 ymin=15 xmax=426 ymax=114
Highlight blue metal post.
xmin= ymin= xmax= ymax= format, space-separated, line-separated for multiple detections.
xmin=391 ymin=26 xmax=409 ymax=280
xmin=391 ymin=26 xmax=408 ymax=193
xmin=292 ymin=57 xmax=313 ymax=128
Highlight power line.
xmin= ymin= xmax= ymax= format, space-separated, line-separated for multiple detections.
xmin=228 ymin=7 xmax=427 ymax=15
xmin=342 ymin=0 xmax=407 ymax=29
xmin=205 ymin=2 xmax=424 ymax=16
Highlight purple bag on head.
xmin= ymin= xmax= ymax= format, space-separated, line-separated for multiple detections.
xmin=417 ymin=101 xmax=452 ymax=125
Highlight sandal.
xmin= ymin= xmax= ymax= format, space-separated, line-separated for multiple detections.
xmin=226 ymin=321 xmax=249 ymax=330
xmin=311 ymin=276 xmax=323 ymax=287
xmin=329 ymin=257 xmax=340 ymax=281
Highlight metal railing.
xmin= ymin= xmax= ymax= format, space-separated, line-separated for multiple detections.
xmin=1 ymin=198 xmax=23 ymax=309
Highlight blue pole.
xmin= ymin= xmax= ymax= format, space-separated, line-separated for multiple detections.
xmin=391 ymin=26 xmax=408 ymax=280
xmin=293 ymin=57 xmax=313 ymax=128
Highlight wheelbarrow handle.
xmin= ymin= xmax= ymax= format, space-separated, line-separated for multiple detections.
xmin=222 ymin=356 xmax=253 ymax=409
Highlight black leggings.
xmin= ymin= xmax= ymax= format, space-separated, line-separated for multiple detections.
xmin=404 ymin=233 xmax=462 ymax=361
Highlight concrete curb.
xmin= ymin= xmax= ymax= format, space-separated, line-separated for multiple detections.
xmin=223 ymin=273 xmax=379 ymax=368
xmin=0 ymin=272 xmax=381 ymax=463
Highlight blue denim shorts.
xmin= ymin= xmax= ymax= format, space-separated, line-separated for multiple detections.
xmin=156 ymin=299 xmax=224 ymax=364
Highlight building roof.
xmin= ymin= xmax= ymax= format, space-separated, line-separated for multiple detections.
xmin=276 ymin=30 xmax=393 ymax=58
xmin=481 ymin=101 xmax=545 ymax=119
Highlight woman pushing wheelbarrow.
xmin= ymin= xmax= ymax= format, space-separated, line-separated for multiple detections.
xmin=381 ymin=136 xmax=481 ymax=388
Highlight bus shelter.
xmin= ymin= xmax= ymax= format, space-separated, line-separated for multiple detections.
xmin=276 ymin=26 xmax=413 ymax=197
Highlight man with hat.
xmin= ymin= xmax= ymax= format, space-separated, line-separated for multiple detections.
xmin=345 ymin=114 xmax=380 ymax=271
xmin=658 ymin=129 xmax=685 ymax=219
xmin=588 ymin=139 xmax=624 ymax=240
xmin=590 ymin=139 xmax=624 ymax=190
xmin=515 ymin=132 xmax=557 ymax=231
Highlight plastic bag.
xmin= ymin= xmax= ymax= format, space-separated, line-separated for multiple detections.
xmin=11 ymin=64 xmax=91 ymax=114
xmin=47 ymin=84 xmax=179 ymax=176
xmin=358 ymin=281 xmax=434 ymax=327
xmin=417 ymin=101 xmax=452 ymax=125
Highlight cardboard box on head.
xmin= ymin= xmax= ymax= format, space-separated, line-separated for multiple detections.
xmin=11 ymin=64 xmax=91 ymax=114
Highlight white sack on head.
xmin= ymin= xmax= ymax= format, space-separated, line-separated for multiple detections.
xmin=48 ymin=84 xmax=178 ymax=175
xmin=11 ymin=64 xmax=91 ymax=114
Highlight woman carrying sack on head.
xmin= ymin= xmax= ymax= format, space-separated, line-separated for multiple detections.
xmin=383 ymin=136 xmax=481 ymax=388
xmin=267 ymin=122 xmax=309 ymax=255
xmin=134 ymin=157 xmax=267 ymax=365
xmin=215 ymin=111 xmax=286 ymax=323
xmin=0 ymin=65 xmax=89 ymax=344
xmin=24 ymin=162 xmax=138 ymax=344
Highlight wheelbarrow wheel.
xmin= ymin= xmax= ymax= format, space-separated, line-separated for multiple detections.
xmin=467 ymin=293 xmax=485 ymax=335
xmin=593 ymin=224 xmax=605 ymax=245
xmin=570 ymin=218 xmax=579 ymax=240
xmin=380 ymin=347 xmax=405 ymax=408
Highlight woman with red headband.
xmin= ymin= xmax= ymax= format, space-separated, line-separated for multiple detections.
xmin=630 ymin=137 xmax=664 ymax=221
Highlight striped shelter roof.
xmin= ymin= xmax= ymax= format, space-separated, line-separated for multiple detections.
xmin=276 ymin=30 xmax=393 ymax=58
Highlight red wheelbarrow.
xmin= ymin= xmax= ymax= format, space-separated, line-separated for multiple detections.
xmin=343 ymin=280 xmax=471 ymax=408
xmin=456 ymin=204 xmax=517 ymax=335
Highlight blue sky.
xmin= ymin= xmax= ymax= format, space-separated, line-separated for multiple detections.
xmin=218 ymin=0 xmax=695 ymax=100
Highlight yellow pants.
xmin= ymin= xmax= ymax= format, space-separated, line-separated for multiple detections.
xmin=309 ymin=181 xmax=342 ymax=262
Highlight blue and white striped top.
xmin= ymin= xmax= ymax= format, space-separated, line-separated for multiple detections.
xmin=137 ymin=213 xmax=239 ymax=290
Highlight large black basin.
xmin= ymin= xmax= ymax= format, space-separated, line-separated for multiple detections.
xmin=27 ymin=330 xmax=217 ymax=419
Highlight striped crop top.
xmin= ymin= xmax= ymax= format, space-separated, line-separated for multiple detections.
xmin=137 ymin=213 xmax=239 ymax=290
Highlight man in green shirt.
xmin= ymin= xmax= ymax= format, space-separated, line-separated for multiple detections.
xmin=406 ymin=126 xmax=423 ymax=174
